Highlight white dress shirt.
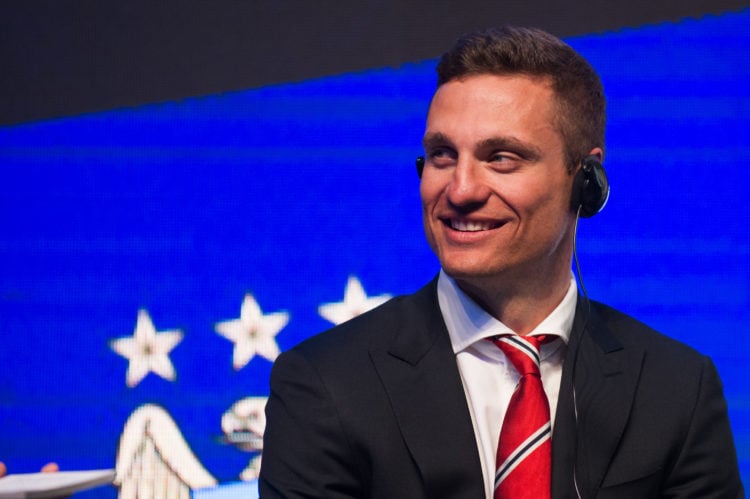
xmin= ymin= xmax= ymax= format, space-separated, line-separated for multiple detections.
xmin=437 ymin=270 xmax=578 ymax=499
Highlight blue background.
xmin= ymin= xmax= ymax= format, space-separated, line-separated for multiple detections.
xmin=1 ymin=9 xmax=749 ymax=494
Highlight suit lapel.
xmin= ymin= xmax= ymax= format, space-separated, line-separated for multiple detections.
xmin=552 ymin=299 xmax=645 ymax=498
xmin=368 ymin=282 xmax=644 ymax=498
xmin=369 ymin=279 xmax=485 ymax=499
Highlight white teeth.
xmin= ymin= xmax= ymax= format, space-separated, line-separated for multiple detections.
xmin=451 ymin=220 xmax=492 ymax=232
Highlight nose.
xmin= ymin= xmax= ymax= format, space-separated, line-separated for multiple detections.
xmin=445 ymin=158 xmax=491 ymax=210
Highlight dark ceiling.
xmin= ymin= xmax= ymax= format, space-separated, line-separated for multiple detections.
xmin=2 ymin=0 xmax=748 ymax=126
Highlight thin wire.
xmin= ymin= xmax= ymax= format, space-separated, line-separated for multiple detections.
xmin=571 ymin=204 xmax=586 ymax=499
xmin=572 ymin=205 xmax=590 ymax=308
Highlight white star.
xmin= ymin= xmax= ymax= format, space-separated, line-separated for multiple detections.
xmin=215 ymin=294 xmax=288 ymax=370
xmin=110 ymin=309 xmax=183 ymax=388
xmin=318 ymin=275 xmax=391 ymax=325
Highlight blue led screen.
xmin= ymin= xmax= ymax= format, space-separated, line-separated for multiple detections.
xmin=1 ymin=10 xmax=749 ymax=496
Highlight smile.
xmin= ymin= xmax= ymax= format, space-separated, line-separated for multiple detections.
xmin=446 ymin=219 xmax=500 ymax=232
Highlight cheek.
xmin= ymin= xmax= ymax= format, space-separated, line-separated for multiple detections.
xmin=519 ymin=171 xmax=572 ymax=208
xmin=508 ymin=178 xmax=572 ymax=231
xmin=502 ymin=180 xmax=551 ymax=214
xmin=419 ymin=173 xmax=443 ymax=211
xmin=419 ymin=181 xmax=429 ymax=208
xmin=418 ymin=177 xmax=442 ymax=249
xmin=527 ymin=188 xmax=577 ymax=242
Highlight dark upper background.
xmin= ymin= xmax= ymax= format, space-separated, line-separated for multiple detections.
xmin=2 ymin=0 xmax=749 ymax=127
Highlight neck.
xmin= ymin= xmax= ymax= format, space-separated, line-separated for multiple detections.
xmin=453 ymin=261 xmax=573 ymax=336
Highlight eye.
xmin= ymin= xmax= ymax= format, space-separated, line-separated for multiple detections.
xmin=426 ymin=147 xmax=457 ymax=167
xmin=489 ymin=149 xmax=523 ymax=162
xmin=487 ymin=151 xmax=522 ymax=171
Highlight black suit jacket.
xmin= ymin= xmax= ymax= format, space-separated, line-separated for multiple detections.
xmin=259 ymin=279 xmax=743 ymax=498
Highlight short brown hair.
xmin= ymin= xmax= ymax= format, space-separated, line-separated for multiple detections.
xmin=436 ymin=26 xmax=606 ymax=170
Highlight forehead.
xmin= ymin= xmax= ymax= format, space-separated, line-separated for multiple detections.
xmin=423 ymin=74 xmax=564 ymax=156
xmin=424 ymin=74 xmax=561 ymax=148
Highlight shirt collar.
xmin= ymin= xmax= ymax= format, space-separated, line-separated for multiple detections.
xmin=437 ymin=270 xmax=578 ymax=354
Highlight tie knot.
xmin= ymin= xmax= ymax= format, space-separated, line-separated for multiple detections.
xmin=489 ymin=335 xmax=554 ymax=376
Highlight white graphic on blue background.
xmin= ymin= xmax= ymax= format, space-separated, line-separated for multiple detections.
xmin=110 ymin=310 xmax=184 ymax=388
xmin=113 ymin=279 xmax=384 ymax=499
xmin=115 ymin=404 xmax=217 ymax=496
xmin=215 ymin=294 xmax=288 ymax=370
xmin=319 ymin=275 xmax=391 ymax=326
xmin=220 ymin=397 xmax=267 ymax=481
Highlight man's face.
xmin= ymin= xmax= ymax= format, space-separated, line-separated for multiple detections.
xmin=420 ymin=73 xmax=577 ymax=291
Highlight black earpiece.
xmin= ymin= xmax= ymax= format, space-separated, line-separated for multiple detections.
xmin=416 ymin=156 xmax=425 ymax=178
xmin=572 ymin=155 xmax=609 ymax=218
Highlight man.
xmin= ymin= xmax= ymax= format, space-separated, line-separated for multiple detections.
xmin=258 ymin=26 xmax=743 ymax=498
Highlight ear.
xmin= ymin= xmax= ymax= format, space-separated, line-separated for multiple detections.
xmin=587 ymin=147 xmax=604 ymax=164
xmin=572 ymin=148 xmax=610 ymax=218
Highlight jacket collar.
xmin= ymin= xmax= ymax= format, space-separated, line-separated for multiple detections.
xmin=370 ymin=278 xmax=486 ymax=499
xmin=552 ymin=297 xmax=645 ymax=498
xmin=371 ymin=280 xmax=645 ymax=499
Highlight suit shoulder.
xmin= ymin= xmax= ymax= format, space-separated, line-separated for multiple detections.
xmin=284 ymin=281 xmax=437 ymax=362
xmin=590 ymin=300 xmax=708 ymax=364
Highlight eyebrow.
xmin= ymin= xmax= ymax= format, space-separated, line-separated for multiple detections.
xmin=477 ymin=137 xmax=543 ymax=161
xmin=422 ymin=132 xmax=452 ymax=150
xmin=422 ymin=132 xmax=542 ymax=161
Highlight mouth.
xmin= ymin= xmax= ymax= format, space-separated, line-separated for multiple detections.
xmin=443 ymin=218 xmax=503 ymax=232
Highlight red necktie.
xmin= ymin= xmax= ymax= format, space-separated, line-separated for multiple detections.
xmin=489 ymin=335 xmax=553 ymax=499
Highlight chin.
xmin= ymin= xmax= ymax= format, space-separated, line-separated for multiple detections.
xmin=440 ymin=261 xmax=503 ymax=281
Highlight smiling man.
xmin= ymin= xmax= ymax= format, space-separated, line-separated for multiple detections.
xmin=420 ymin=72 xmax=584 ymax=333
xmin=259 ymin=27 xmax=742 ymax=498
